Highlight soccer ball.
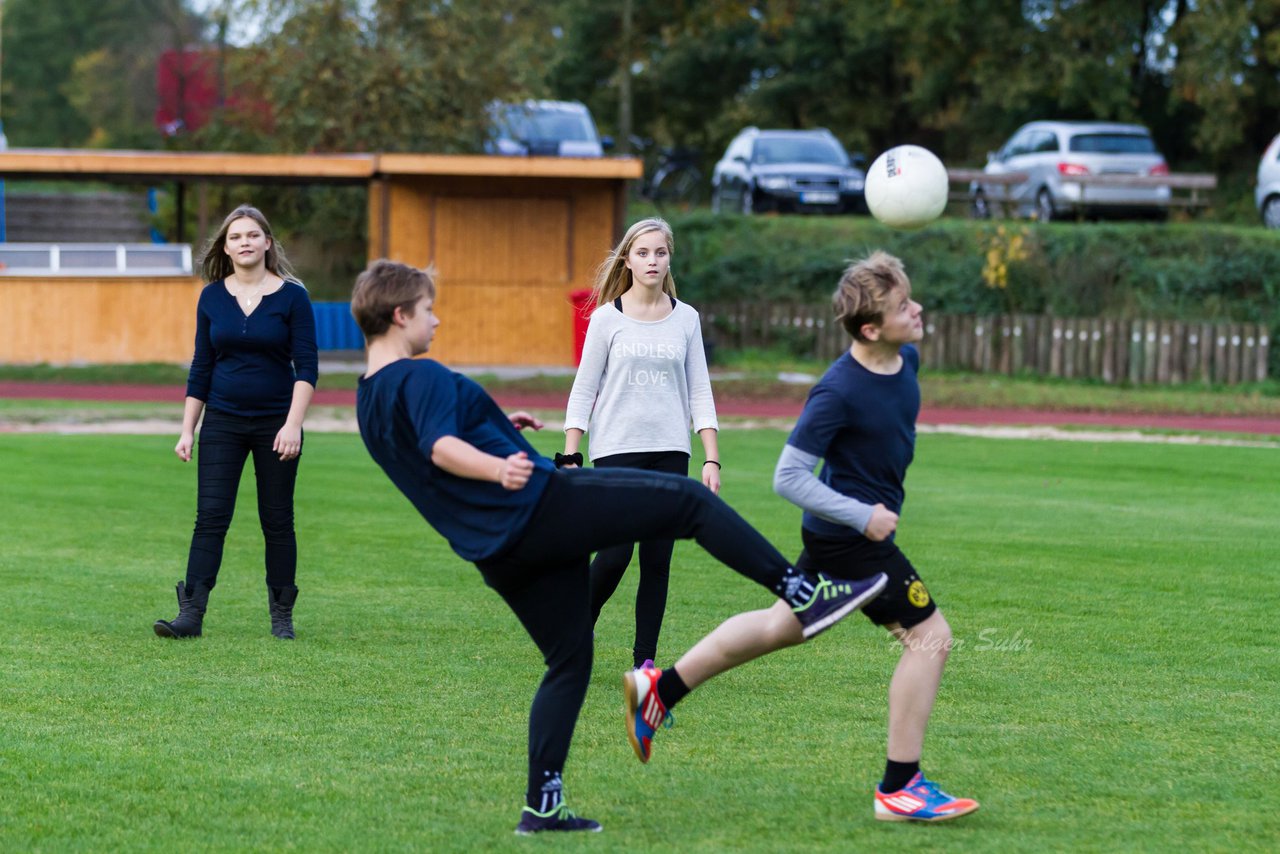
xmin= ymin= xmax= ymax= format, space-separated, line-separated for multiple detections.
xmin=864 ymin=145 xmax=950 ymax=229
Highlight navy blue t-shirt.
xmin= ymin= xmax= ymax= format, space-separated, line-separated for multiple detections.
xmin=786 ymin=346 xmax=920 ymax=539
xmin=356 ymin=358 xmax=555 ymax=562
xmin=185 ymin=280 xmax=319 ymax=416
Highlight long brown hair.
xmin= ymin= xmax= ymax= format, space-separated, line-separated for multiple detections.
xmin=198 ymin=204 xmax=299 ymax=283
xmin=587 ymin=218 xmax=676 ymax=309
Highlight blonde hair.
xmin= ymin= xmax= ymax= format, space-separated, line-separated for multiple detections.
xmin=587 ymin=218 xmax=677 ymax=310
xmin=833 ymin=250 xmax=910 ymax=341
xmin=198 ymin=204 xmax=298 ymax=283
xmin=351 ymin=260 xmax=437 ymax=340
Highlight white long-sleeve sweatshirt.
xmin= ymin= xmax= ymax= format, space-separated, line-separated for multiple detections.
xmin=564 ymin=300 xmax=717 ymax=460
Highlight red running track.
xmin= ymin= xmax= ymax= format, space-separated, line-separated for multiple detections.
xmin=4 ymin=381 xmax=1280 ymax=435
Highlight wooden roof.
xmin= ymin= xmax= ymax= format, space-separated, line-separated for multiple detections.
xmin=377 ymin=152 xmax=642 ymax=180
xmin=0 ymin=148 xmax=641 ymax=184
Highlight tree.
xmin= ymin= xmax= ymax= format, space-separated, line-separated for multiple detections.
xmin=545 ymin=0 xmax=1039 ymax=171
xmin=543 ymin=0 xmax=1280 ymax=182
xmin=199 ymin=0 xmax=558 ymax=154
xmin=1169 ymin=0 xmax=1280 ymax=167
xmin=3 ymin=0 xmax=205 ymax=148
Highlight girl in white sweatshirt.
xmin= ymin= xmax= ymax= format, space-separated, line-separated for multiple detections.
xmin=563 ymin=218 xmax=720 ymax=670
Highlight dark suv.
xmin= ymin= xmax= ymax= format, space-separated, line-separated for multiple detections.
xmin=711 ymin=127 xmax=866 ymax=215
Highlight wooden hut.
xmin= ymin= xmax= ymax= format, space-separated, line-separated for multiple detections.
xmin=0 ymin=148 xmax=640 ymax=365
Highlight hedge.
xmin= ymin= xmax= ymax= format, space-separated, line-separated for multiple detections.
xmin=661 ymin=212 xmax=1280 ymax=375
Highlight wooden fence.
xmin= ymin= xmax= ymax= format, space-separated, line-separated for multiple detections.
xmin=701 ymin=303 xmax=1270 ymax=385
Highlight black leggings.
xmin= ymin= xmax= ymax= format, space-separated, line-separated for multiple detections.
xmin=588 ymin=451 xmax=689 ymax=667
xmin=185 ymin=408 xmax=301 ymax=590
xmin=475 ymin=467 xmax=792 ymax=778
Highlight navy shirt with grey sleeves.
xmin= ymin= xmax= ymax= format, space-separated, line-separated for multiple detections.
xmin=185 ymin=280 xmax=319 ymax=416
xmin=356 ymin=358 xmax=556 ymax=562
xmin=784 ymin=346 xmax=920 ymax=540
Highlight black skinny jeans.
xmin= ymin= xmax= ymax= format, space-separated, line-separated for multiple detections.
xmin=474 ymin=466 xmax=792 ymax=780
xmin=185 ymin=408 xmax=301 ymax=590
xmin=588 ymin=450 xmax=689 ymax=667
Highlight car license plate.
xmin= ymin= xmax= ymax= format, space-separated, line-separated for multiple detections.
xmin=800 ymin=191 xmax=839 ymax=204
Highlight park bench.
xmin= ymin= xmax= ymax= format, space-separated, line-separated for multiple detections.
xmin=945 ymin=169 xmax=1216 ymax=218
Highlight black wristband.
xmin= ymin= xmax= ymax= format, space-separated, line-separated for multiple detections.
xmin=554 ymin=452 xmax=584 ymax=469
xmin=703 ymin=460 xmax=721 ymax=469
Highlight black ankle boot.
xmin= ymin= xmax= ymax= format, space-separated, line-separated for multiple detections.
xmin=154 ymin=581 xmax=211 ymax=638
xmin=268 ymin=585 xmax=298 ymax=639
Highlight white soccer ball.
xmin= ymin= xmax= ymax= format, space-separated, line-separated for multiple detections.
xmin=864 ymin=145 xmax=950 ymax=229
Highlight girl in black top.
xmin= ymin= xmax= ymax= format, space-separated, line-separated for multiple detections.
xmin=154 ymin=205 xmax=318 ymax=640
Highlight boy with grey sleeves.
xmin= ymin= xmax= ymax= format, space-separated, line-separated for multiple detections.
xmin=773 ymin=250 xmax=979 ymax=823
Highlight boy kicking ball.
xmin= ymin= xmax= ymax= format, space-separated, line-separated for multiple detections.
xmin=626 ymin=250 xmax=978 ymax=823
xmin=350 ymin=260 xmax=886 ymax=835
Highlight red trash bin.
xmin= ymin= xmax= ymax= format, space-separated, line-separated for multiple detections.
xmin=568 ymin=289 xmax=595 ymax=366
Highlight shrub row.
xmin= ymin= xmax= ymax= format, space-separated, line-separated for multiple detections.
xmin=667 ymin=213 xmax=1280 ymax=316
xmin=664 ymin=213 xmax=1280 ymax=374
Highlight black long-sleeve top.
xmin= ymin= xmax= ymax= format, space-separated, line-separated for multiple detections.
xmin=185 ymin=280 xmax=319 ymax=416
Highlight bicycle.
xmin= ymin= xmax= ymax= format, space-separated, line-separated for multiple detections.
xmin=631 ymin=138 xmax=706 ymax=210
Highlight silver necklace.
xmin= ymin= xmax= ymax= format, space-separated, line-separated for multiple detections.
xmin=233 ymin=277 xmax=271 ymax=307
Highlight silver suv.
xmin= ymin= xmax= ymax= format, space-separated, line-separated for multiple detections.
xmin=971 ymin=120 xmax=1170 ymax=221
xmin=1255 ymin=132 xmax=1280 ymax=228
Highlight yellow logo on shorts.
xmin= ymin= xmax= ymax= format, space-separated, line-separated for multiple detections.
xmin=907 ymin=580 xmax=931 ymax=608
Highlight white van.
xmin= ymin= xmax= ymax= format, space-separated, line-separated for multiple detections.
xmin=484 ymin=100 xmax=609 ymax=158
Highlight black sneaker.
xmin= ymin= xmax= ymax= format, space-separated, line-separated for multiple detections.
xmin=792 ymin=571 xmax=888 ymax=639
xmin=514 ymin=804 xmax=603 ymax=835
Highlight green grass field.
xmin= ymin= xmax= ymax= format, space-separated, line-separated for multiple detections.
xmin=1 ymin=427 xmax=1277 ymax=852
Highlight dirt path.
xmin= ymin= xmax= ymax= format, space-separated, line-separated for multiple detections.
xmin=4 ymin=380 xmax=1280 ymax=437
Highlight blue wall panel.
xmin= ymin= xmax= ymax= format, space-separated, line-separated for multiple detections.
xmin=312 ymin=301 xmax=364 ymax=351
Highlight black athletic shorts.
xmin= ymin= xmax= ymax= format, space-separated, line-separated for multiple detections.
xmin=794 ymin=528 xmax=937 ymax=630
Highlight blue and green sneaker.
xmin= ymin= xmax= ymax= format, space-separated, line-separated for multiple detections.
xmin=514 ymin=803 xmax=602 ymax=835
xmin=792 ymin=571 xmax=888 ymax=639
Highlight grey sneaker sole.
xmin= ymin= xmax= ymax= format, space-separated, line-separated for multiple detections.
xmin=514 ymin=824 xmax=603 ymax=835
xmin=800 ymin=572 xmax=888 ymax=640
